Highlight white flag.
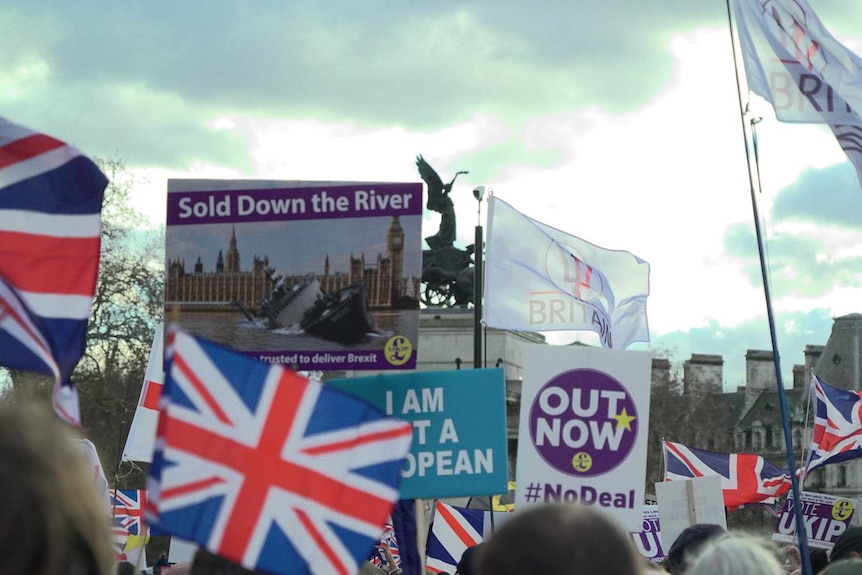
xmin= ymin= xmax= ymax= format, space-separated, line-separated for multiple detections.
xmin=732 ymin=0 xmax=862 ymax=181
xmin=482 ymin=197 xmax=650 ymax=349
xmin=122 ymin=323 xmax=164 ymax=463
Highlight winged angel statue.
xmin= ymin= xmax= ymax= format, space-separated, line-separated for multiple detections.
xmin=415 ymin=155 xmax=474 ymax=307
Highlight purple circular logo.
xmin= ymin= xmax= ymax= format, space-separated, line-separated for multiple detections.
xmin=529 ymin=369 xmax=637 ymax=476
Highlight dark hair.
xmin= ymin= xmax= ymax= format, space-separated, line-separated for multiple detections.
xmin=456 ymin=543 xmax=483 ymax=575
xmin=475 ymin=504 xmax=640 ymax=575
xmin=830 ymin=527 xmax=862 ymax=562
xmin=117 ymin=561 xmax=137 ymax=575
xmin=192 ymin=549 xmax=261 ymax=575
xmin=665 ymin=523 xmax=728 ymax=575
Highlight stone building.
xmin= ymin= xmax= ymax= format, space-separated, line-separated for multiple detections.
xmin=165 ymin=227 xmax=272 ymax=309
xmin=166 ymin=217 xmax=417 ymax=310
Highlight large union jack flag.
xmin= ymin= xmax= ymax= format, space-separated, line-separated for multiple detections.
xmin=804 ymin=375 xmax=862 ymax=475
xmin=0 ymin=117 xmax=107 ymax=425
xmin=662 ymin=440 xmax=791 ymax=508
xmin=146 ymin=327 xmax=413 ymax=575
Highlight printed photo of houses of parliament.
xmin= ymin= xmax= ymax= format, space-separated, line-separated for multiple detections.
xmin=165 ymin=216 xmax=421 ymax=352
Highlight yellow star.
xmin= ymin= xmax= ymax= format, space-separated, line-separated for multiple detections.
xmin=612 ymin=407 xmax=636 ymax=432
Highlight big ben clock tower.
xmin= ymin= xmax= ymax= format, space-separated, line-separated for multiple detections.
xmin=386 ymin=216 xmax=405 ymax=304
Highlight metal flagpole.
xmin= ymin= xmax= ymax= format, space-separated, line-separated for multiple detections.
xmin=724 ymin=2 xmax=811 ymax=573
xmin=472 ymin=185 xmax=497 ymax=537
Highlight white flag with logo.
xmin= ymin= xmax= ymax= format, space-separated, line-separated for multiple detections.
xmin=731 ymin=0 xmax=862 ymax=182
xmin=122 ymin=323 xmax=164 ymax=463
xmin=482 ymin=196 xmax=650 ymax=350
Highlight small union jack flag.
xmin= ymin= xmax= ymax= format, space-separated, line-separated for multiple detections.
xmin=370 ymin=520 xmax=400 ymax=570
xmin=662 ymin=440 xmax=791 ymax=508
xmin=425 ymin=502 xmax=485 ymax=574
xmin=804 ymin=375 xmax=862 ymax=476
xmin=146 ymin=327 xmax=413 ymax=575
xmin=111 ymin=489 xmax=147 ymax=536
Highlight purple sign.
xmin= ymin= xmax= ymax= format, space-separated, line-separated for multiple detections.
xmin=529 ymin=369 xmax=638 ymax=477
xmin=773 ymin=491 xmax=855 ymax=550
xmin=630 ymin=507 xmax=666 ymax=563
xmin=167 ymin=183 xmax=420 ymax=224
xmin=165 ymin=180 xmax=423 ymax=372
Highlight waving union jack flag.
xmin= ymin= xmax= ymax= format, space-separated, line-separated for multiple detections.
xmin=662 ymin=440 xmax=791 ymax=508
xmin=0 ymin=117 xmax=107 ymax=425
xmin=804 ymin=375 xmax=862 ymax=476
xmin=146 ymin=327 xmax=413 ymax=575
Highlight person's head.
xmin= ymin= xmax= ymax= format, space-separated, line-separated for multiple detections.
xmin=191 ymin=549 xmax=262 ymax=575
xmin=665 ymin=523 xmax=729 ymax=575
xmin=685 ymin=536 xmax=783 ymax=575
xmin=811 ymin=548 xmax=830 ymax=574
xmin=831 ymin=527 xmax=862 ymax=562
xmin=822 ymin=558 xmax=862 ymax=575
xmin=456 ymin=543 xmax=482 ymax=575
xmin=0 ymin=403 xmax=114 ymax=575
xmin=165 ymin=562 xmax=192 ymax=575
xmin=474 ymin=503 xmax=641 ymax=575
xmin=116 ymin=561 xmax=137 ymax=575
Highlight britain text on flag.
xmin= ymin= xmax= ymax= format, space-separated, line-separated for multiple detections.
xmin=731 ymin=0 xmax=862 ymax=187
xmin=0 ymin=116 xmax=107 ymax=425
xmin=662 ymin=440 xmax=791 ymax=508
xmin=146 ymin=327 xmax=413 ymax=575
xmin=482 ymin=196 xmax=650 ymax=350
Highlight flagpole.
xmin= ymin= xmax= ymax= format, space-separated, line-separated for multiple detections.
xmin=725 ymin=2 xmax=811 ymax=573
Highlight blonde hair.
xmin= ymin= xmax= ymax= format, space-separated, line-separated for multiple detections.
xmin=0 ymin=403 xmax=115 ymax=575
xmin=685 ymin=536 xmax=784 ymax=575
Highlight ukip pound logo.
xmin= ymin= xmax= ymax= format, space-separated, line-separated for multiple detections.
xmin=529 ymin=369 xmax=637 ymax=477
xmin=542 ymin=240 xmax=606 ymax=304
xmin=760 ymin=0 xmax=826 ymax=74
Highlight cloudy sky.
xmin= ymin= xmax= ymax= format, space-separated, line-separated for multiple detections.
xmin=4 ymin=1 xmax=862 ymax=389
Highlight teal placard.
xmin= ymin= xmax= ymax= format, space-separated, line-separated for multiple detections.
xmin=327 ymin=368 xmax=508 ymax=500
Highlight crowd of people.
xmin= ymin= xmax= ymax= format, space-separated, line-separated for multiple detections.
xmin=466 ymin=504 xmax=862 ymax=575
xmin=3 ymin=400 xmax=862 ymax=575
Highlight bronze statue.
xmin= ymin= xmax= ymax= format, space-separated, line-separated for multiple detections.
xmin=416 ymin=155 xmax=467 ymax=250
xmin=416 ymin=155 xmax=474 ymax=307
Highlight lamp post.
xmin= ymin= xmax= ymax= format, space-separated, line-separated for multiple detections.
xmin=473 ymin=186 xmax=485 ymax=369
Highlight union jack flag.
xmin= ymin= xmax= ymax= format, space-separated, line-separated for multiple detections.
xmin=425 ymin=502 xmax=515 ymax=574
xmin=662 ymin=440 xmax=791 ymax=508
xmin=0 ymin=117 xmax=107 ymax=425
xmin=111 ymin=489 xmax=147 ymax=536
xmin=370 ymin=520 xmax=400 ymax=570
xmin=146 ymin=327 xmax=413 ymax=575
xmin=804 ymin=375 xmax=862 ymax=476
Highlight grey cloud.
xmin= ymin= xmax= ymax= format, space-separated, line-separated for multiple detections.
xmin=724 ymin=221 xmax=862 ymax=299
xmin=772 ymin=163 xmax=862 ymax=228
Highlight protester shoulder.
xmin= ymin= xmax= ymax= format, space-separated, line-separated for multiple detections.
xmin=0 ymin=402 xmax=115 ymax=575
xmin=474 ymin=503 xmax=641 ymax=575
